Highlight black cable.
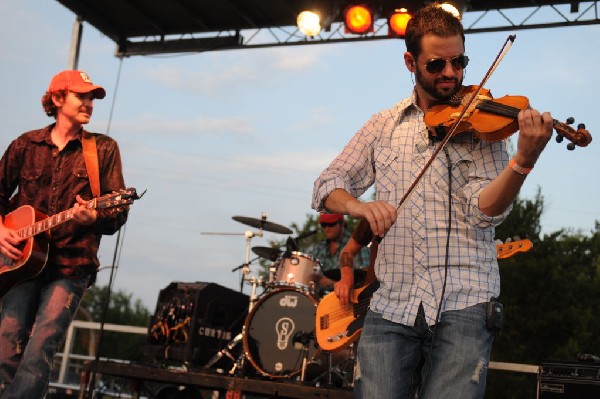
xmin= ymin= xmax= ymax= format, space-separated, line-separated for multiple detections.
xmin=85 ymin=57 xmax=126 ymax=398
xmin=419 ymin=145 xmax=453 ymax=397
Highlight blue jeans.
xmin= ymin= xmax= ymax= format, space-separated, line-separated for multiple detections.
xmin=356 ymin=303 xmax=494 ymax=399
xmin=0 ymin=268 xmax=90 ymax=399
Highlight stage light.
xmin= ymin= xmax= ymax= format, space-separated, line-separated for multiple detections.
xmin=297 ymin=10 xmax=322 ymax=37
xmin=439 ymin=1 xmax=466 ymax=19
xmin=388 ymin=8 xmax=412 ymax=37
xmin=344 ymin=4 xmax=374 ymax=34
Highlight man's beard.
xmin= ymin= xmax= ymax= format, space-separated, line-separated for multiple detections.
xmin=415 ymin=67 xmax=462 ymax=102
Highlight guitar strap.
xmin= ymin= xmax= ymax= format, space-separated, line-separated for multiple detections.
xmin=81 ymin=131 xmax=101 ymax=198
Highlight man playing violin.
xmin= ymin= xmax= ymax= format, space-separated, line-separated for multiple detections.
xmin=312 ymin=4 xmax=552 ymax=399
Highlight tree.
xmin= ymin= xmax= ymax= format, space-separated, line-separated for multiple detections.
xmin=76 ymin=285 xmax=151 ymax=360
xmin=487 ymin=191 xmax=600 ymax=398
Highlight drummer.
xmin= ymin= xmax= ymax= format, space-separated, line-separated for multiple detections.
xmin=308 ymin=213 xmax=370 ymax=292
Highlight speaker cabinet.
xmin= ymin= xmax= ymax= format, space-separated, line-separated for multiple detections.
xmin=145 ymin=282 xmax=249 ymax=368
xmin=539 ymin=360 xmax=600 ymax=399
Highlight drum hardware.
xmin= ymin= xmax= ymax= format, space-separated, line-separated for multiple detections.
xmin=202 ymin=213 xmax=294 ymax=375
xmin=205 ymin=228 xmax=269 ymax=374
xmin=201 ymin=212 xmax=293 ymax=293
xmin=201 ymin=216 xmax=341 ymax=381
xmin=309 ymin=345 xmax=357 ymax=388
xmin=203 ymin=331 xmax=245 ymax=375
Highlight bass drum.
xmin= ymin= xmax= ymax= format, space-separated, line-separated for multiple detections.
xmin=243 ymin=287 xmax=318 ymax=378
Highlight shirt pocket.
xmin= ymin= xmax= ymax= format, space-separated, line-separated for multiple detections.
xmin=447 ymin=144 xmax=474 ymax=189
xmin=19 ymin=169 xmax=43 ymax=201
xmin=374 ymin=146 xmax=399 ymax=198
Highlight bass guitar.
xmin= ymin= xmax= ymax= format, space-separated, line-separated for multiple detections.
xmin=0 ymin=188 xmax=143 ymax=299
xmin=315 ymin=238 xmax=533 ymax=352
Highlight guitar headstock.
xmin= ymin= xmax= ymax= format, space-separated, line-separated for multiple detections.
xmin=496 ymin=237 xmax=533 ymax=259
xmin=553 ymin=117 xmax=592 ymax=150
xmin=95 ymin=188 xmax=146 ymax=210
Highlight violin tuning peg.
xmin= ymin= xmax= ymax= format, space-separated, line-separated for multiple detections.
xmin=567 ymin=142 xmax=576 ymax=151
xmin=555 ymin=134 xmax=564 ymax=143
xmin=577 ymin=123 xmax=586 ymax=130
xmin=566 ymin=117 xmax=575 ymax=124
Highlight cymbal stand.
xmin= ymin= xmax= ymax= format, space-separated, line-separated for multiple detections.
xmin=241 ymin=228 xmax=263 ymax=310
xmin=205 ymin=229 xmax=264 ymax=374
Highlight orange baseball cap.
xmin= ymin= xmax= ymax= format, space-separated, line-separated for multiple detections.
xmin=47 ymin=70 xmax=106 ymax=99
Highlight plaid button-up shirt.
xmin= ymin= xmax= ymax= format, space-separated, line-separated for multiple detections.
xmin=312 ymin=91 xmax=511 ymax=326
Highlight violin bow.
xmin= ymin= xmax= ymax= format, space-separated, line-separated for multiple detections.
xmin=369 ymin=35 xmax=517 ymax=247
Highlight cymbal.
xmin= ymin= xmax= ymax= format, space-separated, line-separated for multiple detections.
xmin=252 ymin=246 xmax=281 ymax=261
xmin=232 ymin=215 xmax=293 ymax=234
xmin=323 ymin=268 xmax=367 ymax=282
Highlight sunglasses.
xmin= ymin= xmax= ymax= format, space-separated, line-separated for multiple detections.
xmin=424 ymin=55 xmax=469 ymax=74
xmin=320 ymin=221 xmax=339 ymax=228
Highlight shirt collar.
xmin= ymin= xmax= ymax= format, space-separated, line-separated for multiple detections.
xmin=394 ymin=89 xmax=420 ymax=121
xmin=29 ymin=123 xmax=86 ymax=146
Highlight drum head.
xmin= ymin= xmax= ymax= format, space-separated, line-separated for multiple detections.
xmin=243 ymin=288 xmax=318 ymax=378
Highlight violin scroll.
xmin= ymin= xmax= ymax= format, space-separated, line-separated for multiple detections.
xmin=553 ymin=117 xmax=592 ymax=150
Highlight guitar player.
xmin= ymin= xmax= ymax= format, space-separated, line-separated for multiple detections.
xmin=334 ymin=218 xmax=377 ymax=307
xmin=0 ymin=70 xmax=128 ymax=398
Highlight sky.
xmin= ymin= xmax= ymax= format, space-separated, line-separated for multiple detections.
xmin=1 ymin=1 xmax=598 ymax=311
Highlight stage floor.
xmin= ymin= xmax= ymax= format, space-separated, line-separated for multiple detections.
xmin=79 ymin=360 xmax=354 ymax=399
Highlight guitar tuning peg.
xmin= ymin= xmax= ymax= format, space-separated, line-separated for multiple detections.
xmin=566 ymin=117 xmax=575 ymax=124
xmin=512 ymin=236 xmax=521 ymax=242
xmin=495 ymin=239 xmax=503 ymax=246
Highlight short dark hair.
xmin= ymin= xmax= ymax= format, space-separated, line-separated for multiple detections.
xmin=41 ymin=90 xmax=67 ymax=118
xmin=405 ymin=4 xmax=465 ymax=59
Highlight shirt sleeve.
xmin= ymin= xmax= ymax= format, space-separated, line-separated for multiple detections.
xmin=93 ymin=134 xmax=129 ymax=235
xmin=459 ymin=138 xmax=512 ymax=228
xmin=312 ymin=112 xmax=392 ymax=212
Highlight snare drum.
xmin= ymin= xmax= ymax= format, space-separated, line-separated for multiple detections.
xmin=272 ymin=251 xmax=322 ymax=293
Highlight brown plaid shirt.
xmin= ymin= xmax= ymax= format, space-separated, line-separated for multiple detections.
xmin=0 ymin=124 xmax=128 ymax=277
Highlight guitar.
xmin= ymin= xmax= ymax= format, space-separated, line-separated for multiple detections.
xmin=315 ymin=238 xmax=533 ymax=352
xmin=0 ymin=188 xmax=143 ymax=299
xmin=496 ymin=238 xmax=532 ymax=259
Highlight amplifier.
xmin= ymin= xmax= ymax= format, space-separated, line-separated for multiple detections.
xmin=145 ymin=281 xmax=249 ymax=368
xmin=538 ymin=360 xmax=600 ymax=399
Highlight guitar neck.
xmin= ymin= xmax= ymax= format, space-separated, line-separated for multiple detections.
xmin=18 ymin=198 xmax=96 ymax=240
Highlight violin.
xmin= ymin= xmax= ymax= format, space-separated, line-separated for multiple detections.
xmin=424 ymin=85 xmax=592 ymax=150
xmin=368 ymin=36 xmax=592 ymax=249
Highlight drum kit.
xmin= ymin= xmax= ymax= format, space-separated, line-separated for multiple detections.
xmin=203 ymin=214 xmax=356 ymax=387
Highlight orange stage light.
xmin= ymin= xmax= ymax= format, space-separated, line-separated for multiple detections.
xmin=388 ymin=9 xmax=412 ymax=37
xmin=344 ymin=4 xmax=374 ymax=34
